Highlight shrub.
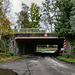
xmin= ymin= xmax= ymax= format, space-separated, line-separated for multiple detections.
xmin=64 ymin=48 xmax=75 ymax=59
xmin=0 ymin=40 xmax=7 ymax=53
xmin=70 ymin=48 xmax=75 ymax=59
xmin=0 ymin=39 xmax=13 ymax=57
xmin=64 ymin=53 xmax=71 ymax=58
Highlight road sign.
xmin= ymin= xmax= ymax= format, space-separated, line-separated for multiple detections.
xmin=61 ymin=48 xmax=64 ymax=51
xmin=44 ymin=33 xmax=48 ymax=37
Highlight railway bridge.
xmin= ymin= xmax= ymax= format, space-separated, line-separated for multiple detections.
xmin=9 ymin=28 xmax=65 ymax=55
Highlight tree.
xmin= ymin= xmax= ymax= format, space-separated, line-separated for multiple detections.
xmin=0 ymin=0 xmax=3 ymax=2
xmin=0 ymin=2 xmax=12 ymax=39
xmin=1 ymin=0 xmax=12 ymax=21
xmin=55 ymin=0 xmax=73 ymax=36
xmin=30 ymin=3 xmax=40 ymax=28
xmin=70 ymin=0 xmax=75 ymax=33
xmin=2 ymin=0 xmax=11 ymax=14
xmin=17 ymin=3 xmax=30 ymax=28
xmin=41 ymin=0 xmax=57 ymax=32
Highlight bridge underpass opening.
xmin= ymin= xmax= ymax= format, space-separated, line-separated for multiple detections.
xmin=36 ymin=45 xmax=58 ymax=53
xmin=15 ymin=38 xmax=64 ymax=55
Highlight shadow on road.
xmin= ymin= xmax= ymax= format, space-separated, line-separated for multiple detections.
xmin=33 ymin=52 xmax=58 ymax=58
xmin=0 ymin=69 xmax=18 ymax=75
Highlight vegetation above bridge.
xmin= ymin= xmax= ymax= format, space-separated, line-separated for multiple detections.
xmin=13 ymin=28 xmax=55 ymax=34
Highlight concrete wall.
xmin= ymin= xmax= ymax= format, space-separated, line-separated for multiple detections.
xmin=66 ymin=38 xmax=75 ymax=53
xmin=66 ymin=39 xmax=72 ymax=53
xmin=8 ymin=37 xmax=19 ymax=55
xmin=8 ymin=37 xmax=14 ymax=54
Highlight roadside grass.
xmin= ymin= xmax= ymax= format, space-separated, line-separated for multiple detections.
xmin=0 ymin=56 xmax=17 ymax=62
xmin=37 ymin=49 xmax=57 ymax=52
xmin=0 ymin=56 xmax=27 ymax=63
xmin=57 ymin=56 xmax=75 ymax=64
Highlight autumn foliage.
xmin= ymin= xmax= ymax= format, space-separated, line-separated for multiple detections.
xmin=0 ymin=2 xmax=13 ymax=36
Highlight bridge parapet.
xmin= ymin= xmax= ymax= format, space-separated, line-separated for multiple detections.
xmin=13 ymin=28 xmax=55 ymax=34
xmin=15 ymin=33 xmax=56 ymax=37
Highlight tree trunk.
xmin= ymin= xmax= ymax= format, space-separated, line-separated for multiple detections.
xmin=51 ymin=24 xmax=52 ymax=32
xmin=0 ymin=35 xmax=1 ymax=39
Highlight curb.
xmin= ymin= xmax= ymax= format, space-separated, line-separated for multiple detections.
xmin=56 ymin=57 xmax=75 ymax=65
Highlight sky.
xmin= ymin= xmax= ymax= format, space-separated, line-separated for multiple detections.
xmin=10 ymin=0 xmax=45 ymax=13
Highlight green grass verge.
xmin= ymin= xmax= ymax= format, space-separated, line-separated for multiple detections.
xmin=37 ymin=49 xmax=57 ymax=52
xmin=57 ymin=56 xmax=75 ymax=64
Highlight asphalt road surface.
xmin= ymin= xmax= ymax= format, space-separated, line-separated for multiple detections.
xmin=0 ymin=56 xmax=75 ymax=75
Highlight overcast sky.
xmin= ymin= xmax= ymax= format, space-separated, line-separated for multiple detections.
xmin=10 ymin=0 xmax=45 ymax=13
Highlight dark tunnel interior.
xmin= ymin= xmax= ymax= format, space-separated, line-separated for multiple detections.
xmin=16 ymin=38 xmax=64 ymax=56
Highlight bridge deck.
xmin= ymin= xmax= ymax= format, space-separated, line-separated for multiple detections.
xmin=14 ymin=33 xmax=64 ymax=39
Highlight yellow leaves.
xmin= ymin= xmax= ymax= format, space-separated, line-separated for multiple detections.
xmin=1 ymin=28 xmax=8 ymax=36
xmin=0 ymin=4 xmax=13 ymax=36
xmin=0 ymin=2 xmax=14 ymax=37
xmin=0 ymin=13 xmax=12 ymax=36
xmin=0 ymin=25 xmax=2 ymax=28
xmin=3 ymin=19 xmax=10 ymax=25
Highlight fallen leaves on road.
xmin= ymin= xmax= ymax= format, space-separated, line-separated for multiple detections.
xmin=0 ymin=56 xmax=27 ymax=62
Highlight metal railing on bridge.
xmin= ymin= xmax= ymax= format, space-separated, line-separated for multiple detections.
xmin=13 ymin=28 xmax=55 ymax=33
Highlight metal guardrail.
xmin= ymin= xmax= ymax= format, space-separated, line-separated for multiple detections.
xmin=13 ymin=28 xmax=55 ymax=33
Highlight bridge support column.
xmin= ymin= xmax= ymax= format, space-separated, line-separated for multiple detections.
xmin=14 ymin=40 xmax=19 ymax=55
